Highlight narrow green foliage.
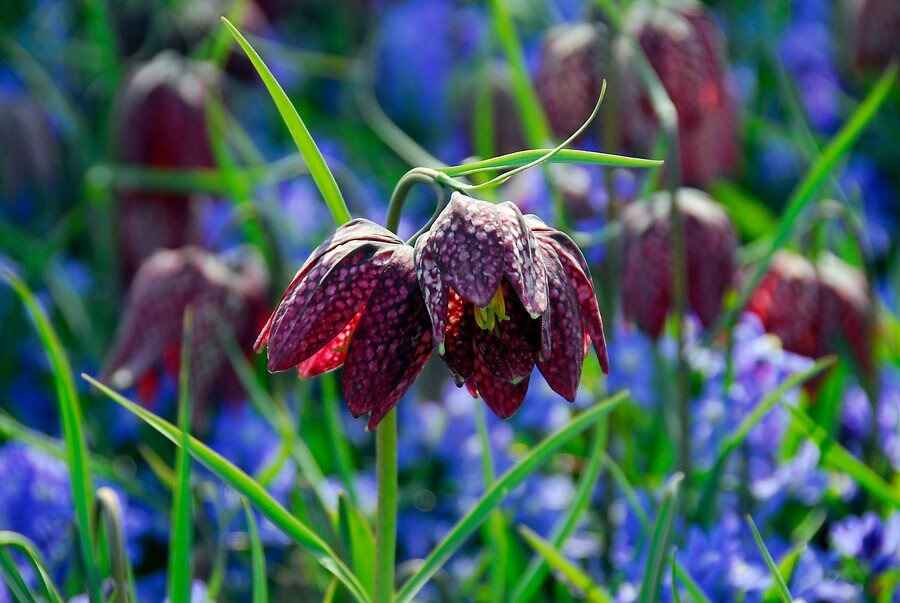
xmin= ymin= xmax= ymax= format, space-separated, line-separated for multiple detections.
xmin=747 ymin=516 xmax=793 ymax=602
xmin=168 ymin=313 xmax=194 ymax=603
xmin=0 ymin=531 xmax=64 ymax=603
xmin=0 ymin=271 xmax=101 ymax=601
xmin=672 ymin=555 xmax=683 ymax=603
xmin=242 ymin=498 xmax=269 ymax=603
xmin=394 ymin=392 xmax=626 ymax=603
xmin=0 ymin=547 xmax=32 ymax=603
xmin=512 ymin=418 xmax=609 ymax=603
xmin=82 ymin=375 xmax=372 ymax=603
xmin=474 ymin=403 xmax=507 ymax=602
xmin=338 ymin=494 xmax=376 ymax=597
xmin=440 ymin=148 xmax=662 ymax=178
xmin=222 ymin=18 xmax=352 ymax=226
xmin=93 ymin=488 xmax=137 ymax=603
xmin=712 ymin=64 xmax=898 ymax=339
xmin=781 ymin=402 xmax=900 ymax=508
xmin=638 ymin=473 xmax=683 ymax=603
xmin=518 ymin=526 xmax=613 ymax=603
xmin=697 ymin=357 xmax=835 ymax=515
xmin=374 ymin=409 xmax=398 ymax=603
xmin=323 ymin=374 xmax=359 ymax=505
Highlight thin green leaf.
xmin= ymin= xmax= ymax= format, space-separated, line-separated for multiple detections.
xmin=0 ymin=547 xmax=35 ymax=603
xmin=169 ymin=313 xmax=195 ymax=603
xmin=696 ymin=357 xmax=835 ymax=515
xmin=93 ymin=488 xmax=137 ymax=603
xmin=762 ymin=512 xmax=824 ymax=603
xmin=638 ymin=474 xmax=683 ymax=603
xmin=518 ymin=526 xmax=612 ymax=603
xmin=474 ymin=403 xmax=507 ymax=602
xmin=338 ymin=494 xmax=376 ymax=597
xmin=394 ymin=392 xmax=627 ymax=603
xmin=0 ymin=531 xmax=64 ymax=603
xmin=242 ymin=498 xmax=269 ymax=603
xmin=672 ymin=555 xmax=682 ymax=603
xmin=440 ymin=148 xmax=662 ymax=178
xmin=781 ymin=401 xmax=900 ymax=508
xmin=222 ymin=18 xmax=351 ymax=225
xmin=711 ymin=64 xmax=898 ymax=339
xmin=82 ymin=375 xmax=371 ymax=603
xmin=672 ymin=561 xmax=711 ymax=603
xmin=0 ymin=271 xmax=101 ymax=601
xmin=323 ymin=374 xmax=359 ymax=505
xmin=512 ymin=418 xmax=609 ymax=603
xmin=323 ymin=579 xmax=339 ymax=603
xmin=747 ymin=516 xmax=793 ymax=603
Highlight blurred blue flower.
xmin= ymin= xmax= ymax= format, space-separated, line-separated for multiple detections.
xmin=790 ymin=546 xmax=860 ymax=603
xmin=840 ymin=368 xmax=900 ymax=471
xmin=831 ymin=512 xmax=900 ymax=574
xmin=606 ymin=322 xmax=657 ymax=410
xmin=840 ymin=157 xmax=896 ymax=258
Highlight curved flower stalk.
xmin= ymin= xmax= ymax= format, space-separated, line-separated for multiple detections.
xmin=255 ymin=219 xmax=434 ymax=429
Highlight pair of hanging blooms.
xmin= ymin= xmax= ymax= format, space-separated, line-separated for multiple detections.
xmin=256 ymin=94 xmax=615 ymax=429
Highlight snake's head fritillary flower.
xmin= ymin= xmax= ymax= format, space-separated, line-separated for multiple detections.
xmin=621 ymin=188 xmax=737 ymax=339
xmin=536 ymin=23 xmax=607 ymax=140
xmin=617 ymin=3 xmax=739 ymax=186
xmin=748 ymin=251 xmax=873 ymax=377
xmin=256 ymin=219 xmax=433 ymax=429
xmin=854 ymin=0 xmax=900 ymax=70
xmin=103 ymin=246 xmax=269 ymax=411
xmin=415 ymin=192 xmax=607 ymax=418
xmin=115 ymin=52 xmax=217 ymax=280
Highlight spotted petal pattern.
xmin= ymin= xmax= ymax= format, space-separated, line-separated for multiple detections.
xmin=342 ymin=246 xmax=434 ymax=429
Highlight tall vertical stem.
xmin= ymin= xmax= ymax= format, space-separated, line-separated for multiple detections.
xmin=374 ymin=408 xmax=398 ymax=603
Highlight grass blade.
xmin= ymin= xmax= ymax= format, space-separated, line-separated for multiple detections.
xmin=711 ymin=64 xmax=898 ymax=339
xmin=746 ymin=516 xmax=792 ymax=602
xmin=0 ymin=271 xmax=101 ymax=601
xmin=672 ymin=554 xmax=682 ymax=603
xmin=473 ymin=402 xmax=508 ymax=602
xmin=512 ymin=417 xmax=608 ymax=603
xmin=323 ymin=374 xmax=359 ymax=505
xmin=518 ymin=526 xmax=613 ymax=603
xmin=440 ymin=149 xmax=662 ymax=177
xmin=394 ymin=392 xmax=626 ymax=603
xmin=695 ymin=357 xmax=835 ymax=516
xmin=168 ymin=313 xmax=194 ymax=603
xmin=781 ymin=401 xmax=900 ymax=508
xmin=242 ymin=498 xmax=269 ymax=603
xmin=221 ymin=18 xmax=351 ymax=226
xmin=0 ymin=531 xmax=64 ymax=603
xmin=93 ymin=488 xmax=137 ymax=603
xmin=82 ymin=375 xmax=371 ymax=603
xmin=638 ymin=473 xmax=683 ymax=603
xmin=0 ymin=547 xmax=33 ymax=603
xmin=338 ymin=494 xmax=376 ymax=597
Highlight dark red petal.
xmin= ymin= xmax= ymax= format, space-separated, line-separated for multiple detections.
xmin=256 ymin=219 xmax=400 ymax=351
xmin=621 ymin=217 xmax=670 ymax=340
xmin=471 ymin=360 xmax=530 ymax=419
xmin=496 ymin=202 xmax=549 ymax=318
xmin=414 ymin=232 xmax=449 ymax=348
xmin=341 ymin=246 xmax=434 ymax=429
xmin=441 ymin=289 xmax=475 ymax=385
xmin=297 ymin=309 xmax=364 ymax=377
xmin=537 ymin=249 xmax=585 ymax=401
xmin=266 ymin=242 xmax=386 ymax=372
xmin=554 ymin=244 xmax=609 ymax=373
xmin=471 ymin=283 xmax=541 ymax=382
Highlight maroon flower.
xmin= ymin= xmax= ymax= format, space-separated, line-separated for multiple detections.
xmin=103 ymin=246 xmax=269 ymax=412
xmin=617 ymin=4 xmax=739 ymax=186
xmin=462 ymin=63 xmax=527 ymax=157
xmin=536 ymin=23 xmax=607 ymax=140
xmin=255 ymin=219 xmax=433 ymax=429
xmin=748 ymin=251 xmax=873 ymax=376
xmin=854 ymin=0 xmax=900 ymax=70
xmin=620 ymin=188 xmax=737 ymax=338
xmin=415 ymin=192 xmax=608 ymax=418
xmin=114 ymin=52 xmax=217 ymax=280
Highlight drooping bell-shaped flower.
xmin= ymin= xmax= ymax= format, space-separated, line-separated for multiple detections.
xmin=415 ymin=192 xmax=608 ymax=418
xmin=103 ymin=246 xmax=269 ymax=411
xmin=853 ymin=0 xmax=900 ymax=71
xmin=748 ymin=251 xmax=873 ymax=376
xmin=255 ymin=219 xmax=433 ymax=429
xmin=620 ymin=188 xmax=737 ymax=338
xmin=114 ymin=52 xmax=218 ymax=280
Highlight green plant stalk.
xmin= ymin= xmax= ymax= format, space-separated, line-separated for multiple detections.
xmin=518 ymin=526 xmax=613 ymax=603
xmin=323 ymin=374 xmax=360 ymax=505
xmin=0 ymin=531 xmax=64 ymax=603
xmin=441 ymin=148 xmax=662 ymax=177
xmin=1 ymin=272 xmax=102 ymax=602
xmin=242 ymin=498 xmax=269 ymax=603
xmin=169 ymin=313 xmax=194 ymax=603
xmin=474 ymin=403 xmax=508 ymax=602
xmin=395 ymin=393 xmax=626 ymax=603
xmin=83 ymin=375 xmax=371 ymax=603
xmin=93 ymin=488 xmax=137 ymax=603
xmin=747 ymin=516 xmax=793 ymax=602
xmin=638 ymin=474 xmax=683 ymax=603
xmin=374 ymin=409 xmax=398 ymax=603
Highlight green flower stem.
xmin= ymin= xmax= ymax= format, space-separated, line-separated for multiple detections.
xmin=440 ymin=148 xmax=662 ymax=177
xmin=374 ymin=409 xmax=398 ymax=603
